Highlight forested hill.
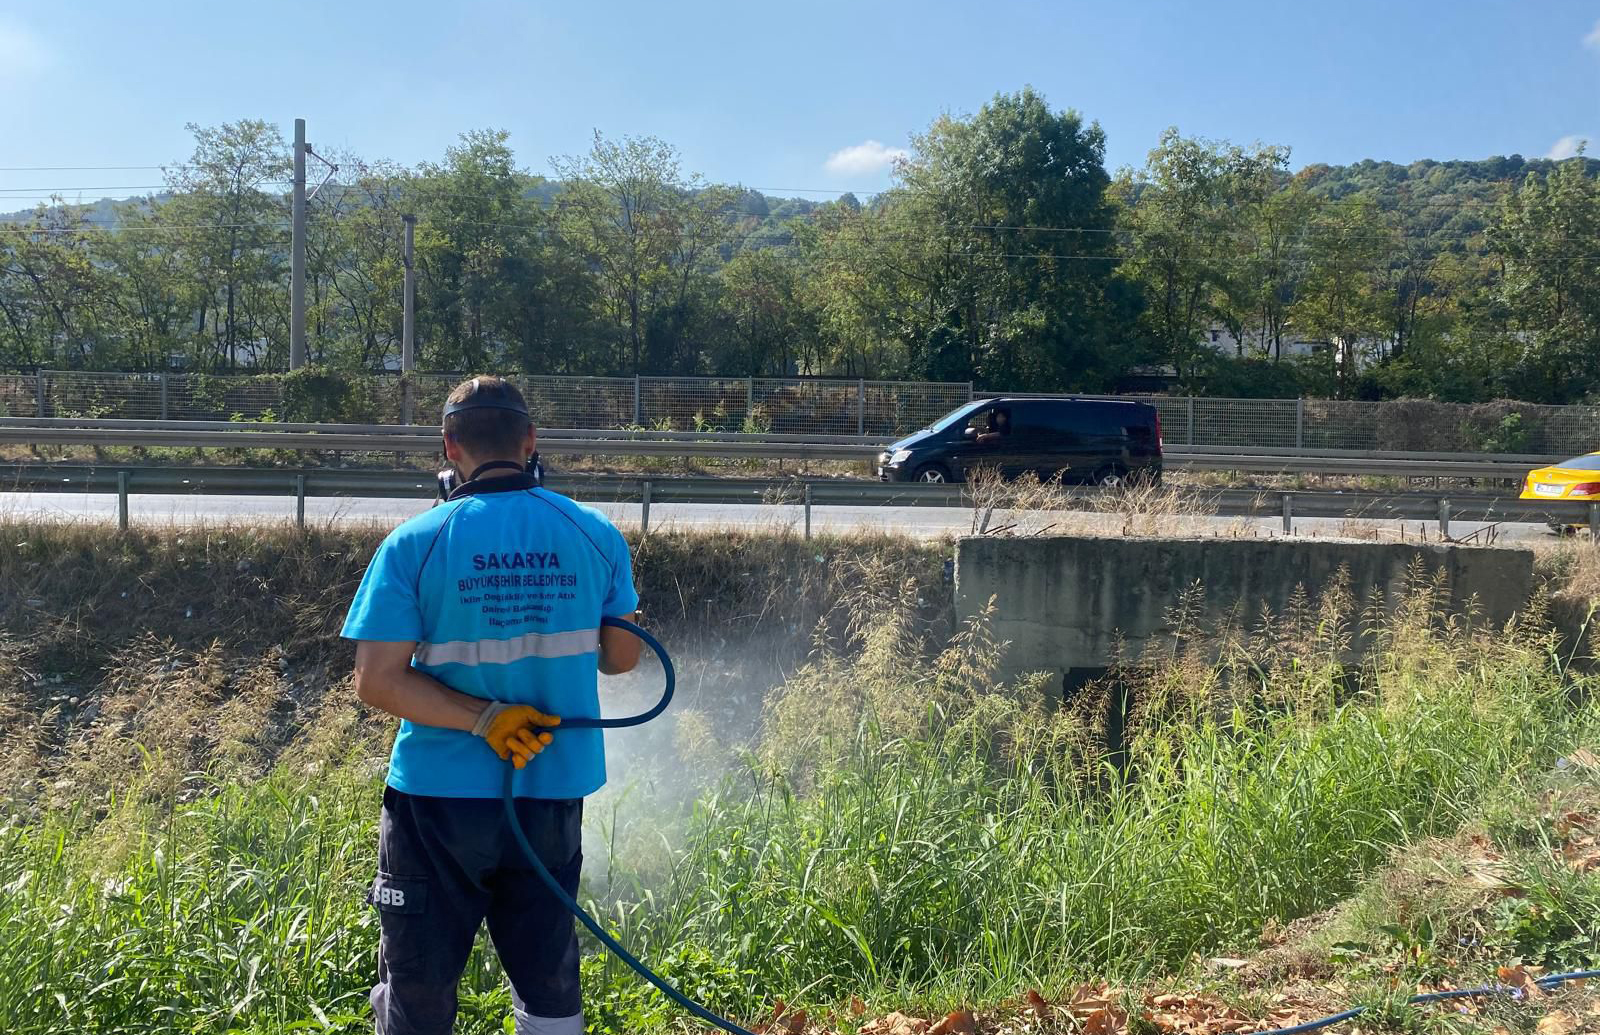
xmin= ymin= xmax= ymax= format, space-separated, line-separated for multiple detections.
xmin=5 ymin=156 xmax=1586 ymax=245
xmin=1297 ymin=155 xmax=1600 ymax=248
xmin=4 ymin=94 xmax=1600 ymax=404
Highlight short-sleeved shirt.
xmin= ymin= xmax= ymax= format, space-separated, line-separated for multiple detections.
xmin=341 ymin=486 xmax=639 ymax=800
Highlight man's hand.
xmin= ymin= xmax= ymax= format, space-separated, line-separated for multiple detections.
xmin=472 ymin=703 xmax=562 ymax=769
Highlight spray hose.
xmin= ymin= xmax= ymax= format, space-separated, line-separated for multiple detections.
xmin=501 ymin=616 xmax=760 ymax=1035
xmin=504 ymin=617 xmax=1600 ymax=1035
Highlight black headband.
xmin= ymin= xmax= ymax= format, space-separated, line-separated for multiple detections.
xmin=442 ymin=378 xmax=530 ymax=419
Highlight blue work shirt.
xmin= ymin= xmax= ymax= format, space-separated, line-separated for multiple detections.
xmin=341 ymin=487 xmax=639 ymax=799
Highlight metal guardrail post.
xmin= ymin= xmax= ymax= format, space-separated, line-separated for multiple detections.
xmin=856 ymin=379 xmax=865 ymax=436
xmin=117 ymin=471 xmax=129 ymax=531
xmin=1281 ymin=493 xmax=1293 ymax=534
xmin=1590 ymin=502 xmax=1599 ymax=537
xmin=1438 ymin=498 xmax=1451 ymax=538
xmin=804 ymin=482 xmax=812 ymax=540
xmin=35 ymin=372 xmax=45 ymax=418
xmin=295 ymin=474 xmax=307 ymax=528
xmin=1295 ymin=398 xmax=1305 ymax=450
xmin=160 ymin=374 xmax=169 ymax=421
xmin=640 ymin=480 xmax=651 ymax=533
xmin=1185 ymin=397 xmax=1196 ymax=446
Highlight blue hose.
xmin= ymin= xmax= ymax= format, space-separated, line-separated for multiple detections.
xmin=504 ymin=618 xmax=1599 ymax=1035
xmin=1252 ymin=970 xmax=1600 ymax=1035
xmin=501 ymin=615 xmax=760 ymax=1035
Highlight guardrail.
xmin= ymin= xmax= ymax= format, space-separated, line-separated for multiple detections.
xmin=0 ymin=417 xmax=1568 ymax=481
xmin=5 ymin=463 xmax=1596 ymax=539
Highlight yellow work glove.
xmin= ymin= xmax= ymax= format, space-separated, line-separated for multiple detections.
xmin=471 ymin=702 xmax=561 ymax=769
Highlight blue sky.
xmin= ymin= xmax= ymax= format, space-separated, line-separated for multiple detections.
xmin=1 ymin=0 xmax=1597 ymax=204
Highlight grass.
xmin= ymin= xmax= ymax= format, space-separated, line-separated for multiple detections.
xmin=2 ymin=533 xmax=1597 ymax=1033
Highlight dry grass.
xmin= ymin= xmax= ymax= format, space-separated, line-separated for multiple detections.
xmin=0 ymin=519 xmax=947 ymax=808
xmin=962 ymin=469 xmax=1231 ymax=539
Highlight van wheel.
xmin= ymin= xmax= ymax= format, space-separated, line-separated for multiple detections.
xmin=1094 ymin=465 xmax=1129 ymax=488
xmin=914 ymin=464 xmax=952 ymax=483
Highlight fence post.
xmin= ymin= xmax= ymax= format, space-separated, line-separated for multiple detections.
xmin=856 ymin=379 xmax=866 ymax=436
xmin=804 ymin=482 xmax=812 ymax=540
xmin=1185 ymin=396 xmax=1196 ymax=446
xmin=1438 ymin=498 xmax=1451 ymax=539
xmin=1589 ymin=502 xmax=1599 ymax=539
xmin=158 ymin=373 xmax=169 ymax=421
xmin=632 ymin=376 xmax=641 ymax=425
xmin=966 ymin=381 xmax=975 ymax=403
xmin=1295 ymin=397 xmax=1305 ymax=450
xmin=35 ymin=371 xmax=46 ymax=418
xmin=295 ymin=474 xmax=307 ymax=529
xmin=1281 ymin=492 xmax=1293 ymax=535
xmin=117 ymin=471 xmax=130 ymax=531
xmin=746 ymin=376 xmax=755 ymax=418
xmin=640 ymin=480 xmax=653 ymax=533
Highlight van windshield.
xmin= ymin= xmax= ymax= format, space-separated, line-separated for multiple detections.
xmin=926 ymin=400 xmax=990 ymax=434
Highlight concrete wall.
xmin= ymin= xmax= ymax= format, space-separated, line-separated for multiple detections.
xmin=954 ymin=535 xmax=1535 ymax=684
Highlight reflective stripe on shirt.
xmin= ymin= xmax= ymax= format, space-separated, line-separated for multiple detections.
xmin=415 ymin=627 xmax=600 ymax=667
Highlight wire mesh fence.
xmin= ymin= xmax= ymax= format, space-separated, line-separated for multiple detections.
xmin=9 ymin=369 xmax=1600 ymax=456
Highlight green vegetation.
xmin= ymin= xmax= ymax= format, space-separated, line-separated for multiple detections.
xmin=5 ymin=93 xmax=1599 ymax=402
xmin=2 ymin=522 xmax=1597 ymax=1033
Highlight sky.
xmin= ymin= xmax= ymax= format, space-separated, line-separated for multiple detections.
xmin=1 ymin=0 xmax=1597 ymax=206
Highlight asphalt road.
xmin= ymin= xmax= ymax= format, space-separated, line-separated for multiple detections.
xmin=0 ymin=490 xmax=1564 ymax=544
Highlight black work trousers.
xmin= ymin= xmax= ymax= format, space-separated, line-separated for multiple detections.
xmin=368 ymin=786 xmax=583 ymax=1035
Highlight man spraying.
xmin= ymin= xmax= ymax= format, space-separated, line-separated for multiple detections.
xmin=343 ymin=375 xmax=641 ymax=1035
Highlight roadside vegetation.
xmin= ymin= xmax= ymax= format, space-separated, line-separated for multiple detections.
xmin=1 ymin=521 xmax=1597 ymax=1034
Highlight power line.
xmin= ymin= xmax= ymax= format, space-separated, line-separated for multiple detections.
xmin=0 ymin=165 xmax=168 ymax=172
xmin=0 ymin=223 xmax=291 ymax=235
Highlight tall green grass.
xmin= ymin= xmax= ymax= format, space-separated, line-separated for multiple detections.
xmin=1 ymin=587 xmax=1595 ymax=1034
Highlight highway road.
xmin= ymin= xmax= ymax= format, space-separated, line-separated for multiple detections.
xmin=0 ymin=490 xmax=1562 ymax=544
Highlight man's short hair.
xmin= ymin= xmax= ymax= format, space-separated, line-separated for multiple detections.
xmin=443 ymin=375 xmax=531 ymax=459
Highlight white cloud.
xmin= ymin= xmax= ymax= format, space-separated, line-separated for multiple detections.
xmin=1547 ymin=135 xmax=1590 ymax=160
xmin=1585 ymin=18 xmax=1600 ymax=50
xmin=0 ymin=18 xmax=51 ymax=81
xmin=824 ymin=139 xmax=909 ymax=177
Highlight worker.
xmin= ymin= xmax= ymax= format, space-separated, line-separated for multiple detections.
xmin=342 ymin=374 xmax=642 ymax=1035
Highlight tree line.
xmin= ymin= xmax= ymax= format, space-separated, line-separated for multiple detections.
xmin=3 ymin=87 xmax=1598 ymax=403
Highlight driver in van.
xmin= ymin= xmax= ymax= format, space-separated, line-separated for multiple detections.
xmin=976 ymin=408 xmax=1011 ymax=445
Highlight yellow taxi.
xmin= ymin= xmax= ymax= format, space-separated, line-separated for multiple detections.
xmin=1522 ymin=452 xmax=1600 ymax=530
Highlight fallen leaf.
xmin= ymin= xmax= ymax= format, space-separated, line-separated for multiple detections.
xmin=1536 ymin=1009 xmax=1580 ymax=1035
xmin=927 ymin=1010 xmax=976 ymax=1035
xmin=860 ymin=1012 xmax=929 ymax=1035
xmin=1024 ymin=989 xmax=1050 ymax=1018
xmin=1498 ymin=965 xmax=1546 ymax=999
xmin=850 ymin=996 xmax=867 ymax=1017
xmin=1080 ymin=1005 xmax=1128 ymax=1035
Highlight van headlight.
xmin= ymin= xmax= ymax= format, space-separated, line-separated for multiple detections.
xmin=890 ymin=449 xmax=913 ymax=465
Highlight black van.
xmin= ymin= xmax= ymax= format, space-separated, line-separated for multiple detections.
xmin=877 ymin=397 xmax=1163 ymax=485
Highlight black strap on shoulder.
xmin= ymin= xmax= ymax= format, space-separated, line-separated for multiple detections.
xmin=468 ymin=460 xmax=527 ymax=481
xmin=445 ymin=463 xmax=539 ymax=502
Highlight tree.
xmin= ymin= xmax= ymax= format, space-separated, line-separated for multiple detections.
xmin=162 ymin=120 xmax=290 ymax=370
xmin=1488 ymin=156 xmax=1600 ymax=400
xmin=1292 ymin=196 xmax=1390 ymax=393
xmin=554 ymin=133 xmax=732 ymax=375
xmin=1116 ymin=130 xmax=1293 ymax=385
xmin=867 ymin=86 xmax=1129 ymax=388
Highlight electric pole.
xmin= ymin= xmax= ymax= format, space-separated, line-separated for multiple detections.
xmin=401 ymin=213 xmax=416 ymax=424
xmin=290 ymin=117 xmax=307 ymax=370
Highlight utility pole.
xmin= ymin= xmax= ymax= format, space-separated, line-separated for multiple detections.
xmin=290 ymin=117 xmax=307 ymax=370
xmin=401 ymin=214 xmax=416 ymax=424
